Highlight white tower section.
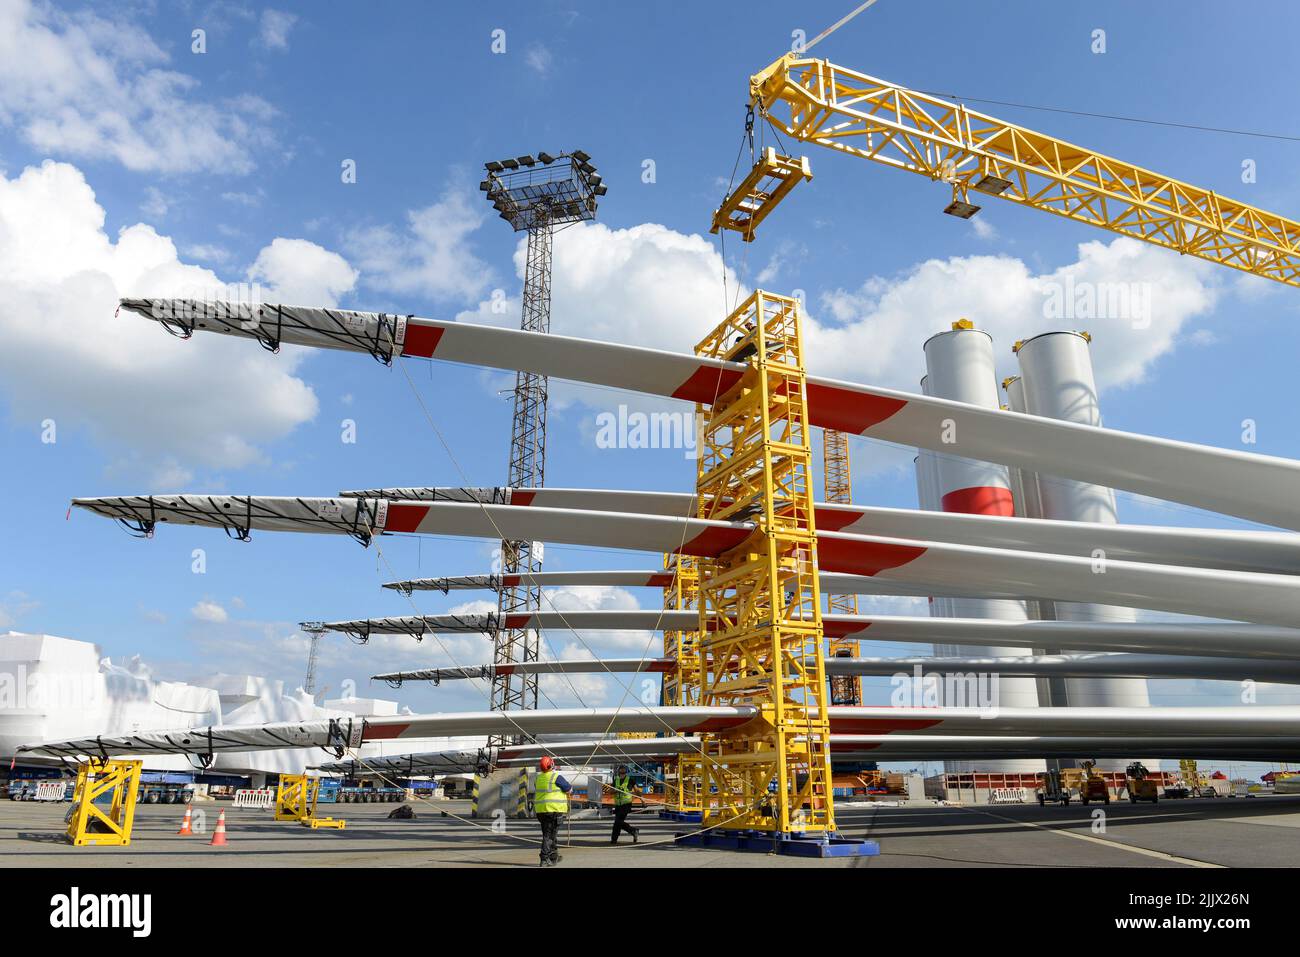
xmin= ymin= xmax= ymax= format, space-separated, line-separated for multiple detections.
xmin=923 ymin=324 xmax=1043 ymax=774
xmin=1014 ymin=332 xmax=1154 ymax=728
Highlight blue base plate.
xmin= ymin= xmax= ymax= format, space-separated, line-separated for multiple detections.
xmin=675 ymin=828 xmax=880 ymax=858
xmin=658 ymin=809 xmax=704 ymax=823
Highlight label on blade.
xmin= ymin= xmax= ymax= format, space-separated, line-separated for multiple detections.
xmin=318 ymin=502 xmax=343 ymax=518
xmin=373 ymin=499 xmax=389 ymax=532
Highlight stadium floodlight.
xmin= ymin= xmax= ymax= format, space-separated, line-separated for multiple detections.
xmin=475 ymin=149 xmax=605 ymax=741
xmin=572 ymin=149 xmax=591 ymax=162
xmin=480 ymin=150 xmax=604 ymax=232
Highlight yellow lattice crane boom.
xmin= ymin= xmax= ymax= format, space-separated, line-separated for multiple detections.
xmin=743 ymin=54 xmax=1300 ymax=286
xmin=823 ymin=429 xmax=861 ymax=707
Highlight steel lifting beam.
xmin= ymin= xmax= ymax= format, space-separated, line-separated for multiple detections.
xmin=691 ymin=289 xmax=835 ymax=835
xmin=711 ymin=147 xmax=813 ymax=242
xmin=66 ymin=758 xmax=142 ymax=847
xmin=275 ymin=774 xmax=346 ymax=829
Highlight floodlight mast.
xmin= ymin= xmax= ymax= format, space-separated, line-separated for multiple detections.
xmin=299 ymin=621 xmax=328 ymax=697
xmin=480 ymin=152 xmax=604 ymax=747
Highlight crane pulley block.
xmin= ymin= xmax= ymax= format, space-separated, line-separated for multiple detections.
xmin=711 ymin=147 xmax=812 ymax=242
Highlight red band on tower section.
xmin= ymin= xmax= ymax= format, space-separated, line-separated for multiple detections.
xmin=940 ymin=486 xmax=1015 ymax=517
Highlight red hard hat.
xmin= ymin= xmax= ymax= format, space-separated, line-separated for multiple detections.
xmin=539 ymin=756 xmax=554 ymax=771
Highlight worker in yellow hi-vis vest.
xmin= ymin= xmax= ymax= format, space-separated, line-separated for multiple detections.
xmin=609 ymin=764 xmax=639 ymax=844
xmin=533 ymin=755 xmax=571 ymax=867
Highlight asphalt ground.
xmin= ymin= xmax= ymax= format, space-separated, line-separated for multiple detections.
xmin=3 ymin=794 xmax=1298 ymax=867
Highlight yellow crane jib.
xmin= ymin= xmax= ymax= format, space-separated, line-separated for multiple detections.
xmin=711 ymin=147 xmax=813 ymax=242
xmin=749 ymin=53 xmax=1300 ymax=287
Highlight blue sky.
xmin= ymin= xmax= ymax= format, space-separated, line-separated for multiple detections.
xmin=1 ymin=0 xmax=1298 ymax=774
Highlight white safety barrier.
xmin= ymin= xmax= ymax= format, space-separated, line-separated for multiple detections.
xmin=34 ymin=781 xmax=68 ymax=801
xmin=989 ymin=788 xmax=1029 ymax=805
xmin=232 ymin=788 xmax=274 ymax=809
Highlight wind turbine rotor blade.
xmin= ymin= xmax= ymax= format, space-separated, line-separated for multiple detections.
xmin=121 ymin=300 xmax=1300 ymax=529
xmin=335 ymin=609 xmax=1300 ymax=660
xmin=354 ymin=486 xmax=1300 ymax=576
xmin=72 ymin=496 xmax=1300 ymax=626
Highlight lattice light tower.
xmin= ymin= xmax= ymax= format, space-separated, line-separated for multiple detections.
xmin=299 ymin=621 xmax=328 ymax=697
xmin=480 ymin=151 xmax=606 ymax=745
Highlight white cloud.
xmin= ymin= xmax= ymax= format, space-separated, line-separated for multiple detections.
xmin=525 ymin=46 xmax=553 ymax=76
xmin=248 ymin=237 xmax=357 ymax=307
xmin=816 ymin=238 xmax=1220 ymax=392
xmin=183 ymin=243 xmax=232 ymax=264
xmin=191 ymin=599 xmax=229 ymax=623
xmin=0 ymin=0 xmax=277 ymax=174
xmin=460 ymin=222 xmax=1219 ymax=398
xmin=347 ymin=185 xmax=492 ymax=302
xmin=0 ymin=160 xmax=356 ymax=484
xmin=255 ymin=9 xmax=297 ymax=51
xmin=140 ymin=186 xmax=168 ymax=220
xmin=0 ymin=590 xmax=40 ymax=628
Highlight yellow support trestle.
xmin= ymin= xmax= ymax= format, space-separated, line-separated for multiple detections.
xmin=693 ymin=289 xmax=835 ymax=835
xmin=823 ymin=428 xmax=862 ymax=706
xmin=66 ymin=758 xmax=142 ymax=847
xmin=275 ymin=774 xmax=346 ymax=829
xmin=661 ymin=551 xmax=704 ymax=812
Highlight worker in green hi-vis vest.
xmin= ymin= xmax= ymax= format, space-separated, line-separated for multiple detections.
xmin=532 ymin=755 xmax=571 ymax=867
xmin=609 ymin=764 xmax=639 ymax=845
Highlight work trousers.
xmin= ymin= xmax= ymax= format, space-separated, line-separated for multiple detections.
xmin=610 ymin=803 xmax=638 ymax=842
xmin=537 ymin=811 xmax=563 ymax=863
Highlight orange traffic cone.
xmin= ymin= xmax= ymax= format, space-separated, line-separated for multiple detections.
xmin=177 ymin=805 xmax=194 ymax=835
xmin=208 ymin=809 xmax=229 ymax=846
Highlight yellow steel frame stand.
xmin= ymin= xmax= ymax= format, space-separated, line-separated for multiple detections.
xmin=823 ymin=428 xmax=862 ymax=706
xmin=692 ymin=290 xmax=832 ymax=836
xmin=660 ymin=552 xmax=704 ymax=818
xmin=275 ymin=774 xmax=346 ymax=829
xmin=66 ymin=759 xmax=142 ymax=847
xmin=675 ymin=290 xmax=878 ymax=858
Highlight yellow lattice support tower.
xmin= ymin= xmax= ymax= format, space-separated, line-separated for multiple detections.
xmin=275 ymin=774 xmax=346 ymax=829
xmin=693 ymin=289 xmax=834 ymax=835
xmin=823 ymin=428 xmax=862 ymax=707
xmin=750 ymin=55 xmax=1300 ymax=287
xmin=660 ymin=551 xmax=704 ymax=813
xmin=66 ymin=758 xmax=142 ymax=847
